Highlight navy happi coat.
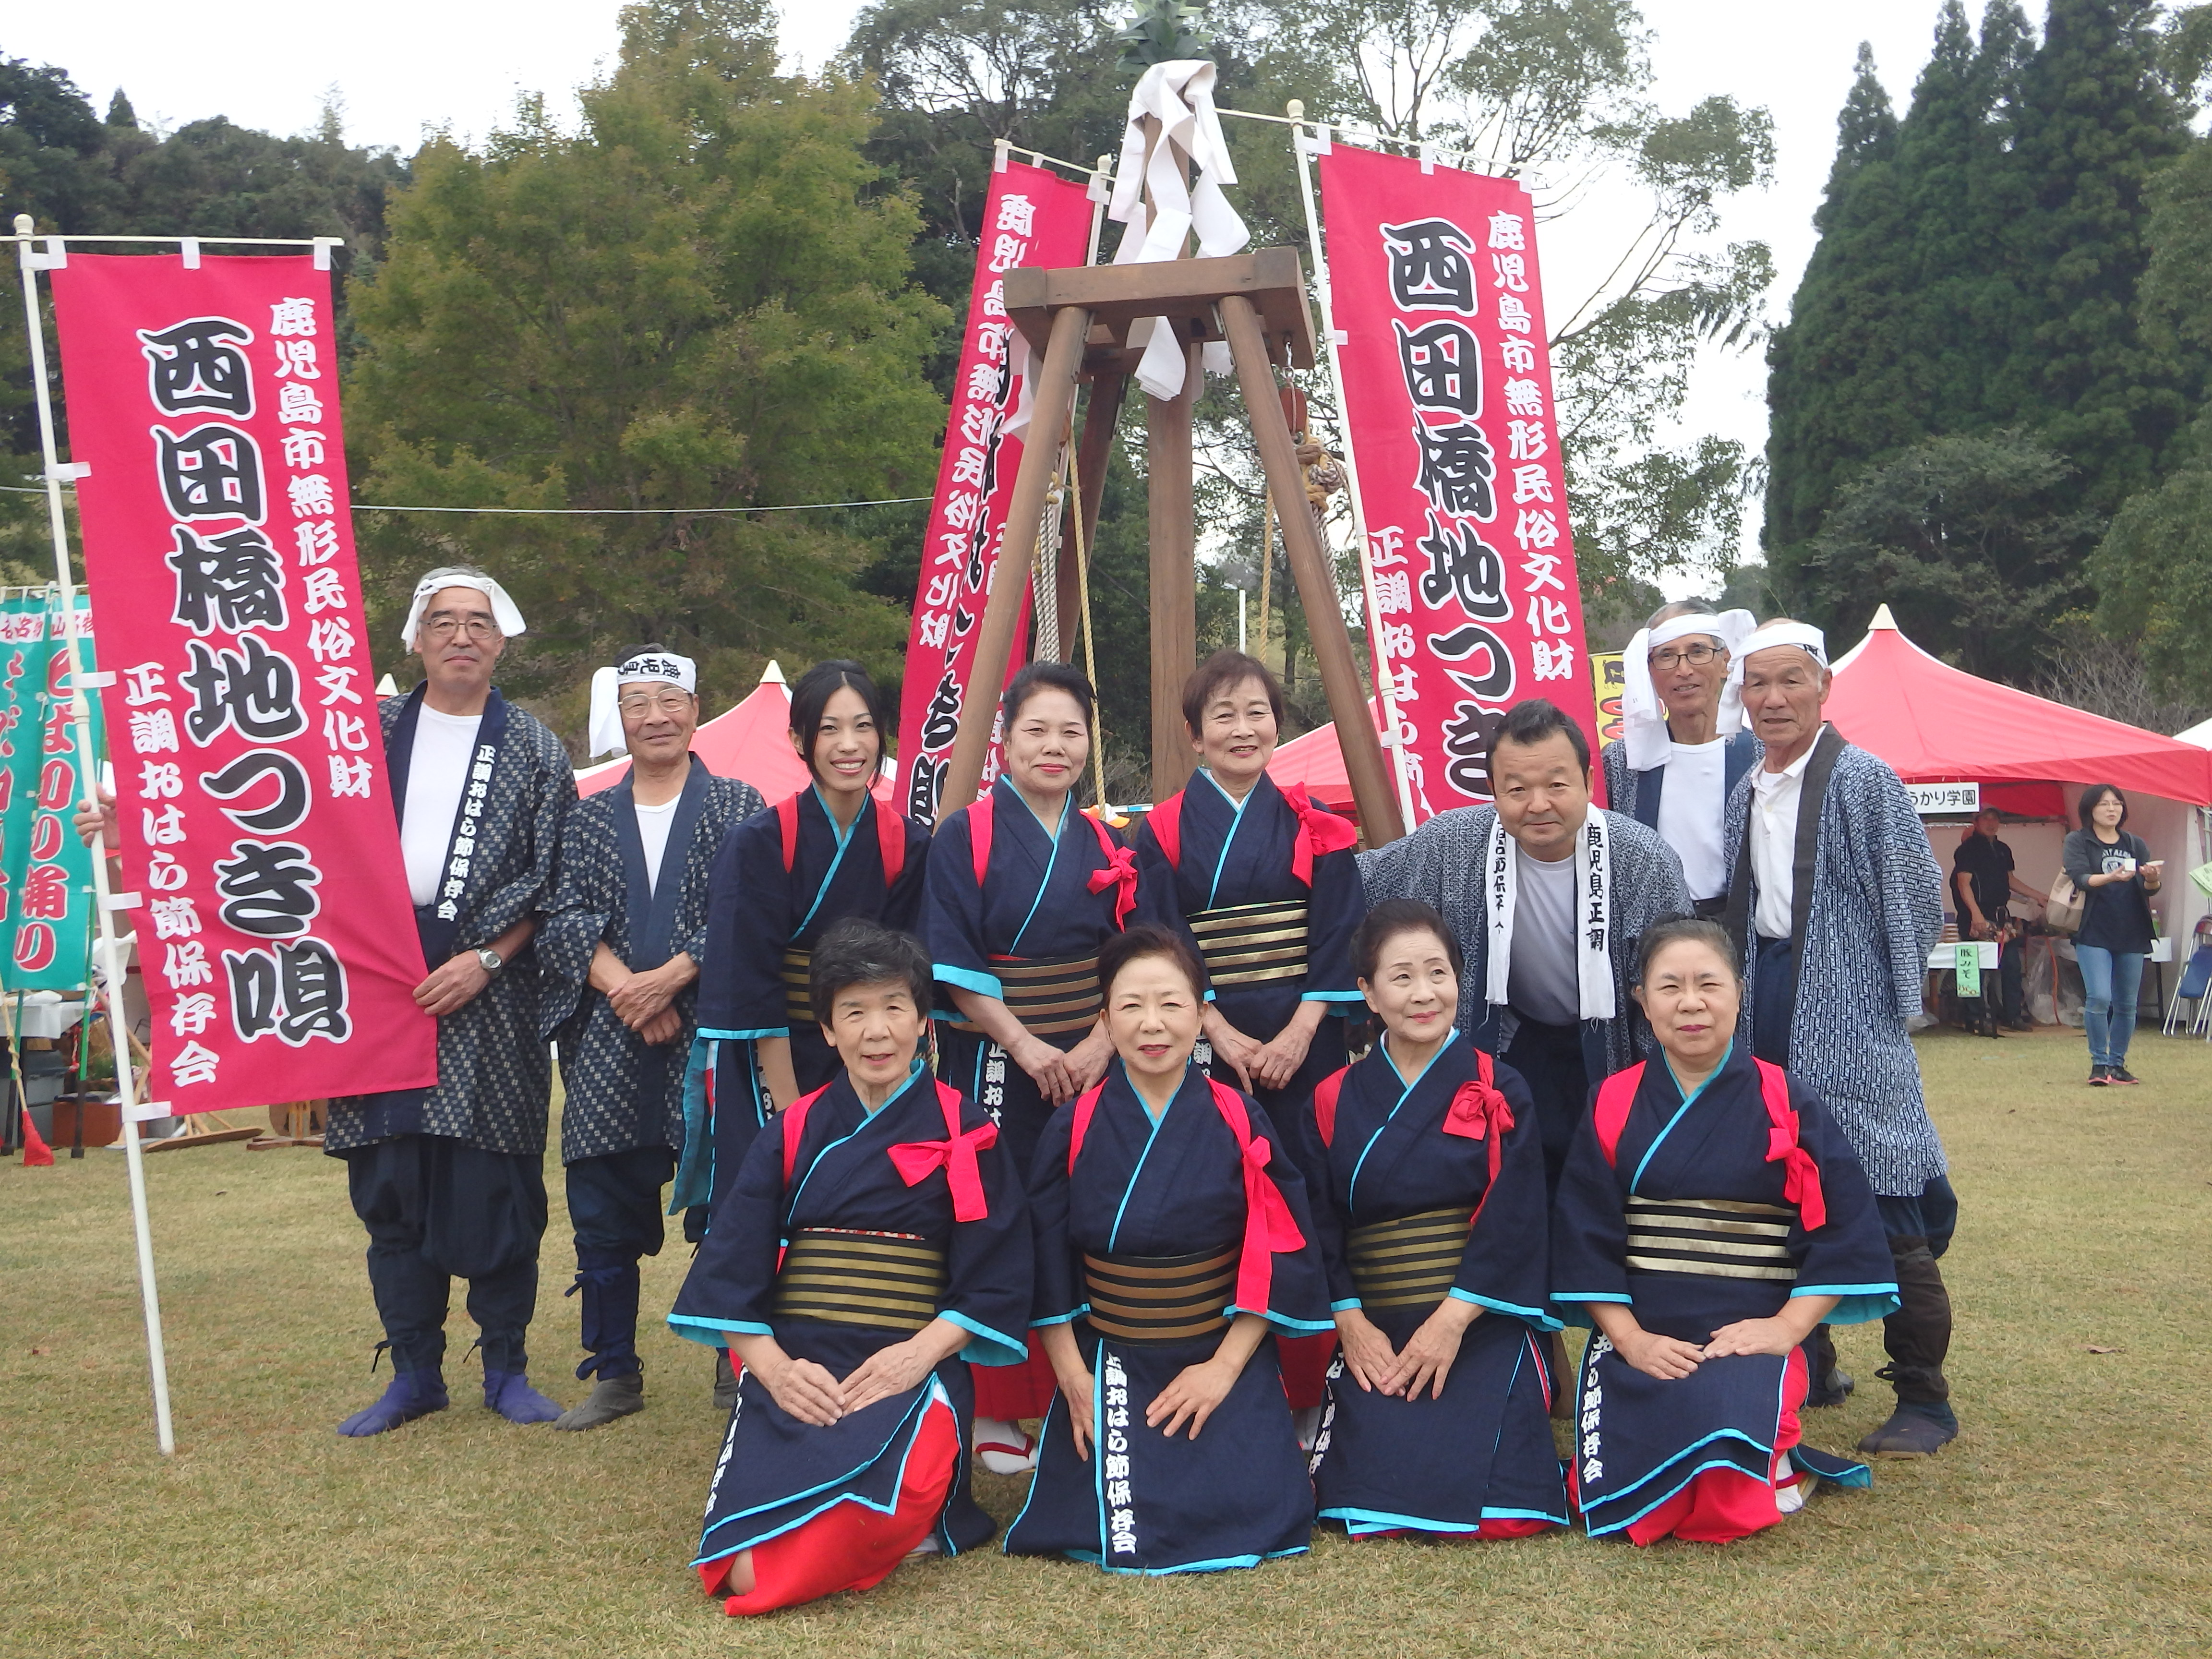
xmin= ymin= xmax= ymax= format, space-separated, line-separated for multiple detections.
xmin=1290 ymin=1034 xmax=1568 ymax=1534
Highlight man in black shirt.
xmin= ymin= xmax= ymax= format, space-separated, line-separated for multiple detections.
xmin=1951 ymin=808 xmax=2044 ymax=1031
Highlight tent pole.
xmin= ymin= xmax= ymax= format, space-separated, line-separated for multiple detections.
xmin=13 ymin=217 xmax=175 ymax=1456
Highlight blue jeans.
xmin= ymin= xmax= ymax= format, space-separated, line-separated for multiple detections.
xmin=2075 ymin=946 xmax=2144 ymax=1068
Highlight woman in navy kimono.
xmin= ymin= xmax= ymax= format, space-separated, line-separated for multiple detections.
xmin=1005 ymin=925 xmax=1334 ymax=1575
xmin=1551 ymin=916 xmax=1899 ymax=1544
xmin=678 ymin=661 xmax=930 ymax=1238
xmin=924 ymin=661 xmax=1137 ymax=1463
xmin=1295 ymin=899 xmax=1568 ymax=1539
xmin=1134 ymin=651 xmax=1363 ymax=1422
xmin=667 ymin=920 xmax=1030 ymax=1615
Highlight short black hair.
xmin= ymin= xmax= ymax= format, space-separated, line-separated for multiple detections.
xmin=1352 ymin=897 xmax=1462 ymax=984
xmin=2077 ymin=783 xmax=2128 ymax=830
xmin=1634 ymin=914 xmax=1740 ymax=985
xmin=808 ymin=918 xmax=932 ymax=1026
xmin=1181 ymin=649 xmax=1284 ymax=737
xmin=1486 ymin=697 xmax=1591 ymax=778
xmin=1098 ymin=922 xmax=1208 ymax=1004
xmin=789 ymin=660 xmax=888 ymax=784
xmin=1002 ymin=661 xmax=1095 ymax=732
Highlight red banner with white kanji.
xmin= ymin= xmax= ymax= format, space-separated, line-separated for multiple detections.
xmin=1319 ymin=145 xmax=1599 ymax=822
xmin=894 ymin=159 xmax=1095 ymax=825
xmin=49 ymin=254 xmax=436 ymax=1114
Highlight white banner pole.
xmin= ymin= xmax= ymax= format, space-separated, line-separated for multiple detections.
xmin=1285 ymin=108 xmax=1421 ymax=832
xmin=12 ymin=214 xmax=176 ymax=1455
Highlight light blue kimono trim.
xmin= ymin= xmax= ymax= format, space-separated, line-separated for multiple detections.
xmin=1549 ymin=1290 xmax=1630 ymax=1329
xmin=1302 ymin=989 xmax=1366 ymax=1002
xmin=1447 ymin=1288 xmax=1562 ymax=1332
xmin=693 ymin=1377 xmax=953 ymax=1562
xmin=1792 ymin=1284 xmax=1900 ymax=1326
xmin=1630 ymin=1041 xmax=1732 ymax=1194
xmin=1031 ymin=1307 xmax=1088 ymax=1327
xmin=1197 ymin=767 xmax=1253 ymax=909
xmin=1229 ymin=1305 xmax=1336 ymax=1335
xmin=1009 ymin=790 xmax=1072 ymax=955
xmin=1347 ymin=1033 xmax=1437 ymax=1207
xmin=1106 ymin=1082 xmax=1176 ymax=1251
xmin=780 ymin=1060 xmax=925 ymax=1225
xmin=1094 ymin=1547 xmax=1307 ymax=1576
xmin=1330 ymin=1298 xmax=1361 ymax=1312
xmin=667 ymin=1313 xmax=773 ymax=1348
xmin=935 ymin=962 xmax=1004 ymax=1001
xmin=792 ymin=785 xmax=860 ymax=935
xmin=669 ymin=1034 xmax=723 ymax=1215
xmin=1585 ymin=1450 xmax=1777 ymax=1539
xmin=1324 ymin=1504 xmax=1567 ymax=1536
xmin=943 ymin=1310 xmax=1027 ymax=1369
xmin=695 ymin=1026 xmax=782 ymax=1041
xmin=1002 ymin=1393 xmax=1058 ymax=1548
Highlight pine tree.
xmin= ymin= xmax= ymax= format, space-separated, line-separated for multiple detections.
xmin=1761 ymin=44 xmax=1906 ymax=590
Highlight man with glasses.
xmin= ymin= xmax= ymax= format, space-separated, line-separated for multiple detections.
xmin=536 ymin=648 xmax=762 ymax=1428
xmin=324 ymin=566 xmax=579 ymax=1435
xmin=1600 ymin=600 xmax=1759 ymax=917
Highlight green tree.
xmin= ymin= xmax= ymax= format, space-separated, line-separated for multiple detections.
xmin=1800 ymin=430 xmax=2100 ymax=679
xmin=345 ymin=0 xmax=950 ymax=742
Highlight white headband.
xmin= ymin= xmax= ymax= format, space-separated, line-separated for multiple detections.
xmin=1621 ymin=609 xmax=1755 ymax=770
xmin=587 ymin=651 xmax=698 ymax=758
xmin=1725 ymin=620 xmax=1829 ymax=699
xmin=400 ymin=570 xmax=528 ymax=649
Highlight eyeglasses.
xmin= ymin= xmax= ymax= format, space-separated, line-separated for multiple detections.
xmin=421 ymin=616 xmax=501 ymax=642
xmin=1648 ymin=642 xmax=1719 ymax=670
xmin=618 ymin=691 xmax=694 ymax=716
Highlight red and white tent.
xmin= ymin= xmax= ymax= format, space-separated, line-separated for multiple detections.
xmin=576 ymin=661 xmax=894 ymax=803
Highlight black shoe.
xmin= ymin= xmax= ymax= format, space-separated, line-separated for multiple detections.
xmin=2089 ymin=1066 xmax=2110 ymax=1086
xmin=2107 ymin=1066 xmax=2140 ymax=1086
xmin=1805 ymin=1365 xmax=1855 ymax=1408
xmin=1858 ymin=1404 xmax=1958 ymax=1458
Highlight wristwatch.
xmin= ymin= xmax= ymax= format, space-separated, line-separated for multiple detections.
xmin=474 ymin=947 xmax=504 ymax=976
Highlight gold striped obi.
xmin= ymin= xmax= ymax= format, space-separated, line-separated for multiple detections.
xmin=772 ymin=1228 xmax=949 ymax=1332
xmin=1346 ymin=1206 xmax=1472 ymax=1309
xmin=1187 ymin=899 xmax=1310 ymax=990
xmin=1624 ymin=1196 xmax=1798 ymax=1283
xmin=1082 ymin=1247 xmax=1236 ymax=1346
xmin=951 ymin=950 xmax=1102 ymax=1038
xmin=780 ymin=946 xmax=815 ymax=1028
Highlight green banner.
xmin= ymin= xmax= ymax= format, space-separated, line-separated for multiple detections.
xmin=0 ymin=592 xmax=101 ymax=991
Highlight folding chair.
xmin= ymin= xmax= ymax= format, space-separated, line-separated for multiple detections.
xmin=2162 ymin=918 xmax=2212 ymax=1037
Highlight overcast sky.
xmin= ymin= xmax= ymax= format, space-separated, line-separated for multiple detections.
xmin=8 ymin=0 xmax=1968 ymax=572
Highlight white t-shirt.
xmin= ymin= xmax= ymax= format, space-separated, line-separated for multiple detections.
xmin=1506 ymin=843 xmax=1582 ymax=1027
xmin=401 ymin=706 xmax=483 ymax=908
xmin=1657 ymin=737 xmax=1728 ymax=902
xmin=1750 ymin=736 xmax=1820 ymax=940
xmin=633 ymin=794 xmax=681 ymax=896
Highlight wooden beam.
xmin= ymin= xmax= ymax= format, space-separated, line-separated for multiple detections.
xmin=1146 ymin=338 xmax=1200 ymax=803
xmin=1004 ymin=250 xmax=1318 ymax=370
xmin=1219 ymin=293 xmax=1405 ymax=844
xmin=938 ymin=302 xmax=1092 ymax=823
xmin=1054 ymin=373 xmax=1125 ymax=665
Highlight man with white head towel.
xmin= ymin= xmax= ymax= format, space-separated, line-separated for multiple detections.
xmin=538 ymin=648 xmax=763 ymax=1428
xmin=325 ymin=566 xmax=578 ymax=1435
xmin=1599 ymin=600 xmax=1760 ymax=916
xmin=1719 ymin=619 xmax=1955 ymax=1458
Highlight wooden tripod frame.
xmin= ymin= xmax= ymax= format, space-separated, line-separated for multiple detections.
xmin=937 ymin=247 xmax=1405 ymax=843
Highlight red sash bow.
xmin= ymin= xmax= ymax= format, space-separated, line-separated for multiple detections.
xmin=1442 ymin=1062 xmax=1516 ymax=1186
xmin=1280 ymin=783 xmax=1358 ymax=887
xmin=1759 ymin=1069 xmax=1827 ymax=1232
xmin=1234 ymin=1129 xmax=1308 ymax=1317
xmin=1086 ymin=842 xmax=1140 ymax=927
xmin=889 ymin=1118 xmax=999 ymax=1223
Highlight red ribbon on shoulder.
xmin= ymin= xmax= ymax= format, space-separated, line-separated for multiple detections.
xmin=1755 ymin=1060 xmax=1827 ymax=1232
xmin=1233 ymin=1129 xmax=1307 ymax=1316
xmin=1085 ymin=839 xmax=1141 ymax=927
xmin=887 ymin=1081 xmax=999 ymax=1223
xmin=1280 ymin=782 xmax=1359 ymax=887
xmin=1441 ymin=1050 xmax=1516 ymax=1186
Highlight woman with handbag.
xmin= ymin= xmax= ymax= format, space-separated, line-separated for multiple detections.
xmin=2062 ymin=785 xmax=2163 ymax=1086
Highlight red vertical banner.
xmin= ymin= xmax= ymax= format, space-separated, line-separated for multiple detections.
xmin=48 ymin=253 xmax=436 ymax=1113
xmin=894 ymin=160 xmax=1095 ymax=825
xmin=1318 ymin=145 xmax=1598 ymax=823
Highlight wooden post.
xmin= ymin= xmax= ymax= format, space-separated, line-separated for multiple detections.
xmin=938 ymin=302 xmax=1093 ymax=821
xmin=1146 ymin=339 xmax=1201 ymax=801
xmin=1054 ymin=372 xmax=1126 ymax=661
xmin=1219 ymin=293 xmax=1405 ymax=843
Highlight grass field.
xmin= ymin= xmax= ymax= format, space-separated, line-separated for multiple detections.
xmin=3 ymin=1025 xmax=2207 ymax=1659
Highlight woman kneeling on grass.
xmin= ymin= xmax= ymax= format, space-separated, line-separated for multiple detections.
xmin=1550 ymin=916 xmax=1899 ymax=1544
xmin=667 ymin=919 xmax=1032 ymax=1615
xmin=1004 ymin=924 xmax=1333 ymax=1574
xmin=1295 ymin=899 xmax=1569 ymax=1539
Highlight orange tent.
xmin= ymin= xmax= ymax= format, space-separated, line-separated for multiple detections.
xmin=577 ymin=661 xmax=893 ymax=803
